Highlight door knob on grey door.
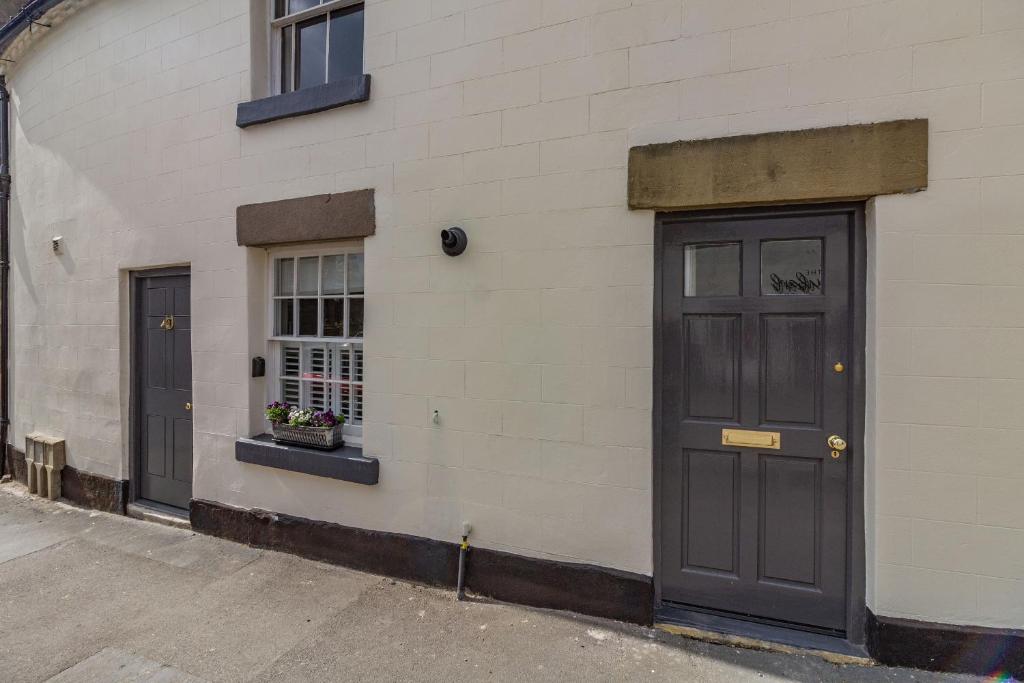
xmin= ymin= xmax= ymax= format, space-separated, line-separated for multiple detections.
xmin=827 ymin=435 xmax=847 ymax=451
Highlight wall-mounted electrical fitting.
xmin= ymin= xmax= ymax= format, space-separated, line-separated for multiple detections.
xmin=456 ymin=521 xmax=472 ymax=601
xmin=51 ymin=236 xmax=63 ymax=254
xmin=441 ymin=227 xmax=467 ymax=256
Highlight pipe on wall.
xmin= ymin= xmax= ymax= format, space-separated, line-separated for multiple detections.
xmin=0 ymin=75 xmax=9 ymax=476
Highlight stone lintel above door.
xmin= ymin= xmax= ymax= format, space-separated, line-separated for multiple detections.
xmin=628 ymin=119 xmax=928 ymax=211
xmin=236 ymin=189 xmax=375 ymax=247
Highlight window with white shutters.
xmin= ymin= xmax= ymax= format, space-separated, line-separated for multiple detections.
xmin=269 ymin=248 xmax=364 ymax=444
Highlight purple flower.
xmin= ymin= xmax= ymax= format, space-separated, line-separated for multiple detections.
xmin=264 ymin=401 xmax=293 ymax=423
xmin=266 ymin=403 xmax=343 ymax=427
xmin=311 ymin=409 xmax=338 ymax=427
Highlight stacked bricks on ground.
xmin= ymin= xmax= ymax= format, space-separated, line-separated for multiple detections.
xmin=23 ymin=434 xmax=66 ymax=500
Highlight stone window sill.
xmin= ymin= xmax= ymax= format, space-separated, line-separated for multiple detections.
xmin=235 ymin=434 xmax=379 ymax=485
xmin=236 ymin=74 xmax=371 ymax=128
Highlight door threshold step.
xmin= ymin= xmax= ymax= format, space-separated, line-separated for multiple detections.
xmin=655 ymin=607 xmax=872 ymax=667
xmin=127 ymin=501 xmax=191 ymax=530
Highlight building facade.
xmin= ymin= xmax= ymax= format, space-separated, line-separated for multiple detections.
xmin=1 ymin=0 xmax=1022 ymax=675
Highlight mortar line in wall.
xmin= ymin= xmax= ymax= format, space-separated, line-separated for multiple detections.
xmin=895 ymin=561 xmax=1020 ymax=583
xmin=390 ymin=458 xmax=651 ymax=493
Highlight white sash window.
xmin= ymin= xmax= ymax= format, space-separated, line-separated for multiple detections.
xmin=269 ymin=247 xmax=364 ymax=445
xmin=273 ymin=0 xmax=365 ymax=95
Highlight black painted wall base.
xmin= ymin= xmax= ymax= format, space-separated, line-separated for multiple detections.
xmin=4 ymin=446 xmax=128 ymax=514
xmin=61 ymin=465 xmax=128 ymax=514
xmin=190 ymin=498 xmax=654 ymax=625
xmin=867 ymin=609 xmax=1024 ymax=678
xmin=4 ymin=443 xmax=26 ymax=483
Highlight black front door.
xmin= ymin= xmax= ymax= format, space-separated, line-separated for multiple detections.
xmin=657 ymin=207 xmax=855 ymax=633
xmin=136 ymin=271 xmax=193 ymax=510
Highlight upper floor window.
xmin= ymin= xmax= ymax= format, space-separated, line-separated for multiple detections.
xmin=273 ymin=0 xmax=364 ymax=95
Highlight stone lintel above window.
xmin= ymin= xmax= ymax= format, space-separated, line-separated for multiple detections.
xmin=236 ymin=189 xmax=375 ymax=247
xmin=236 ymin=74 xmax=371 ymax=128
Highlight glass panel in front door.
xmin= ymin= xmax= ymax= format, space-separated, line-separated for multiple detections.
xmin=683 ymin=243 xmax=740 ymax=297
xmin=761 ymin=239 xmax=823 ymax=296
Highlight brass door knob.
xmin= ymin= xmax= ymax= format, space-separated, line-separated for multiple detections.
xmin=185 ymin=402 xmax=192 ymax=411
xmin=827 ymin=435 xmax=847 ymax=451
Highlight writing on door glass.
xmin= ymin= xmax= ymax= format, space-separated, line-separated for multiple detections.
xmin=761 ymin=239 xmax=823 ymax=296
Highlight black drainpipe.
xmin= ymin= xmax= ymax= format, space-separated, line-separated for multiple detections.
xmin=0 ymin=75 xmax=10 ymax=476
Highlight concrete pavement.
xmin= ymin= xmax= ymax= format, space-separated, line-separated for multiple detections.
xmin=0 ymin=484 xmax=979 ymax=682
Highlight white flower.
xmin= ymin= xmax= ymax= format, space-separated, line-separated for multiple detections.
xmin=288 ymin=407 xmax=315 ymax=426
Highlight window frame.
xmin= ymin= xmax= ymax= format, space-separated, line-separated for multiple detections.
xmin=266 ymin=243 xmax=365 ymax=446
xmin=271 ymin=0 xmax=364 ymax=96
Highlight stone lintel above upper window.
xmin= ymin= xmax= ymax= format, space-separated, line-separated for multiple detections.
xmin=236 ymin=189 xmax=375 ymax=247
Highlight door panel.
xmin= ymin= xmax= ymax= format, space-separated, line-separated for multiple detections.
xmin=145 ymin=415 xmax=166 ymax=476
xmin=761 ymin=314 xmax=821 ymax=425
xmin=173 ymin=417 xmax=194 ymax=484
xmin=684 ymin=316 xmax=740 ymax=421
xmin=683 ymin=450 xmax=740 ymax=575
xmin=137 ymin=273 xmax=193 ymax=510
xmin=147 ymin=326 xmax=166 ymax=388
xmin=759 ymin=455 xmax=820 ymax=586
xmin=658 ymin=209 xmax=853 ymax=633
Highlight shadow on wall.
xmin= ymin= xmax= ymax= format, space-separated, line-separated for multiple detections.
xmin=8 ymin=161 xmax=35 ymax=305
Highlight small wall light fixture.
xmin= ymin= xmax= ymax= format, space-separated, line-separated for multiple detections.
xmin=51 ymin=236 xmax=63 ymax=254
xmin=441 ymin=227 xmax=467 ymax=257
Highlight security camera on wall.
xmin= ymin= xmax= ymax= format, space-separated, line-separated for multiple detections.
xmin=440 ymin=227 xmax=467 ymax=257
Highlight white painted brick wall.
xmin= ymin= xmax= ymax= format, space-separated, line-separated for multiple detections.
xmin=5 ymin=0 xmax=1024 ymax=629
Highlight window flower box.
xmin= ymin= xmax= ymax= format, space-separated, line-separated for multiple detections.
xmin=270 ymin=422 xmax=344 ymax=450
xmin=266 ymin=403 xmax=344 ymax=450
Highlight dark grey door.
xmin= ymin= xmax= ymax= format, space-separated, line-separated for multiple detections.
xmin=657 ymin=208 xmax=852 ymax=632
xmin=136 ymin=272 xmax=193 ymax=510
